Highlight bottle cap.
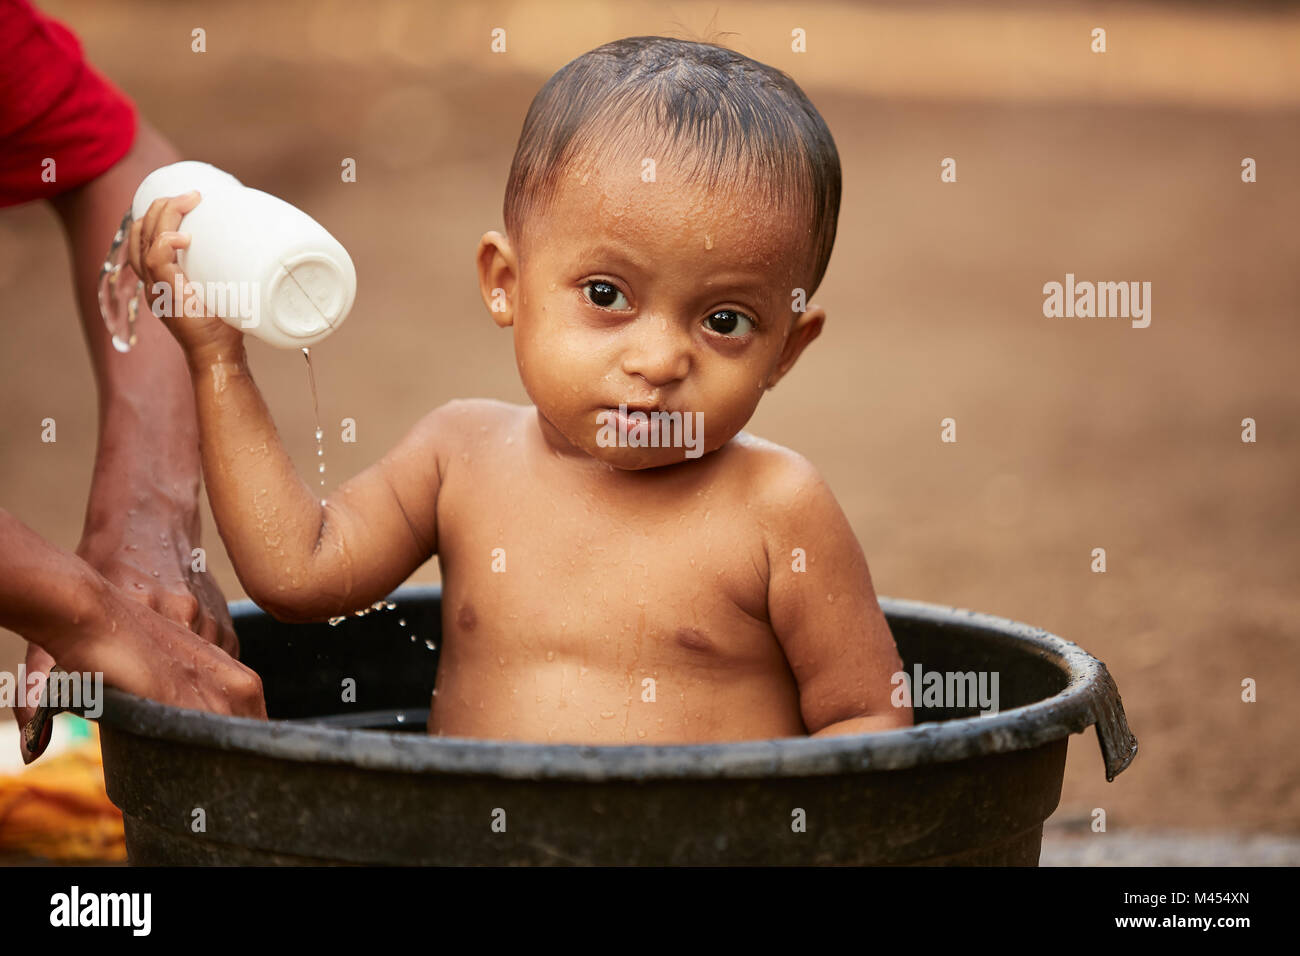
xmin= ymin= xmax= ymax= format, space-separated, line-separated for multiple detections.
xmin=267 ymin=253 xmax=352 ymax=339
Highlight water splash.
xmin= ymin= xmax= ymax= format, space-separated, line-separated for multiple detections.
xmin=328 ymin=602 xmax=399 ymax=627
xmin=97 ymin=208 xmax=144 ymax=353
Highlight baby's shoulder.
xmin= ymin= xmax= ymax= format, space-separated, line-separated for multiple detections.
xmin=720 ymin=435 xmax=851 ymax=551
xmin=723 ymin=432 xmax=833 ymax=514
xmin=416 ymin=398 xmax=527 ymax=444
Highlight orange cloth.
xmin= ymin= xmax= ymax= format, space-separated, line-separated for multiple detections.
xmin=0 ymin=723 xmax=125 ymax=861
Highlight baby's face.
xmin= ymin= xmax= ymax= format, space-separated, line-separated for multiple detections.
xmin=482 ymin=159 xmax=824 ymax=469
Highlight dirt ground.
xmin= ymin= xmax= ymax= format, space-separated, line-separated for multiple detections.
xmin=2 ymin=0 xmax=1297 ymax=839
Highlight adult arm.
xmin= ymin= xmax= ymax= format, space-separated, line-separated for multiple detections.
xmin=12 ymin=121 xmax=238 ymax=759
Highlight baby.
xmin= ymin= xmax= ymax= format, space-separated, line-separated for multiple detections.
xmin=130 ymin=36 xmax=911 ymax=744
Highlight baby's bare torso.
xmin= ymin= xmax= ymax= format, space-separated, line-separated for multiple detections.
xmin=428 ymin=403 xmax=805 ymax=743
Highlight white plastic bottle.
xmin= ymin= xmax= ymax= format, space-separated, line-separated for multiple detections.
xmin=127 ymin=160 xmax=356 ymax=349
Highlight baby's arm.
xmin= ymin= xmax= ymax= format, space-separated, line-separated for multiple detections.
xmin=191 ymin=359 xmax=444 ymax=622
xmin=762 ymin=453 xmax=912 ymax=737
xmin=130 ymin=193 xmax=443 ymax=621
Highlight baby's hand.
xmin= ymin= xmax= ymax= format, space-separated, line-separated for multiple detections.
xmin=128 ymin=191 xmax=244 ymax=364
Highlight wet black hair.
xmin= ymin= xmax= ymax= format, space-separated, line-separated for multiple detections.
xmin=503 ymin=35 xmax=841 ymax=295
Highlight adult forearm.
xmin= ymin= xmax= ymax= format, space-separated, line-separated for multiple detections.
xmin=0 ymin=510 xmax=105 ymax=662
xmin=49 ymin=121 xmax=202 ymax=533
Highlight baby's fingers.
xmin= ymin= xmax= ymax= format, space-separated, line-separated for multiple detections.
xmin=133 ymin=192 xmax=199 ymax=285
xmin=144 ymin=232 xmax=194 ymax=316
xmin=150 ymin=191 xmax=200 ymax=247
xmin=139 ymin=192 xmax=199 ymax=266
xmin=145 ymin=230 xmax=191 ymax=277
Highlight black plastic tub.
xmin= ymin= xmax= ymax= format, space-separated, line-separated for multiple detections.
xmin=96 ymin=585 xmax=1137 ymax=865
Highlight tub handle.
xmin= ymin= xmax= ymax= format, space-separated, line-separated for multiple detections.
xmin=1089 ymin=664 xmax=1139 ymax=781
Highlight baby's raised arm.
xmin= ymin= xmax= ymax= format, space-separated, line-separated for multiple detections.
xmin=190 ymin=360 xmax=445 ymax=622
xmin=130 ymin=193 xmax=444 ymax=621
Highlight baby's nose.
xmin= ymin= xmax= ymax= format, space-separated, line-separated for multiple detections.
xmin=620 ymin=320 xmax=691 ymax=385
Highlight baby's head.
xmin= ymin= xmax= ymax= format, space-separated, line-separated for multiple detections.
xmin=477 ymin=36 xmax=841 ymax=469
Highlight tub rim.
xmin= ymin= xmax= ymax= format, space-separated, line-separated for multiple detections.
xmin=94 ymin=585 xmax=1138 ymax=782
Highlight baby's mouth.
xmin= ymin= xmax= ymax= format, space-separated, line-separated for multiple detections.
xmin=603 ymin=400 xmax=668 ymax=415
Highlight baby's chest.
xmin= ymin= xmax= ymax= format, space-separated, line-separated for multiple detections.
xmin=438 ymin=489 xmax=774 ymax=664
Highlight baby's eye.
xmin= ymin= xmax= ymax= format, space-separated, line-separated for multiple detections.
xmin=704 ymin=310 xmax=754 ymax=337
xmin=583 ymin=280 xmax=630 ymax=311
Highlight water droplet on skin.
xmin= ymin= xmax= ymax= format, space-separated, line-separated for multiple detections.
xmin=600 ymin=711 xmax=616 ymax=719
xmin=546 ymin=650 xmax=555 ymax=661
xmin=704 ymin=233 xmax=713 ymax=250
xmin=151 ymin=570 xmax=160 ymax=578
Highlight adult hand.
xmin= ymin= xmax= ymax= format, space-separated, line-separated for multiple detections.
xmin=5 ymin=511 xmax=262 ymax=762
xmin=76 ymin=495 xmax=237 ymax=655
xmin=36 ymin=571 xmax=265 ymax=721
xmin=16 ymin=494 xmax=240 ymax=761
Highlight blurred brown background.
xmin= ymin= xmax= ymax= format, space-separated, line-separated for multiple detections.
xmin=1 ymin=0 xmax=1297 ymax=854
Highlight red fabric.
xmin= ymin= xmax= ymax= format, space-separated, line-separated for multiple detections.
xmin=0 ymin=0 xmax=137 ymax=207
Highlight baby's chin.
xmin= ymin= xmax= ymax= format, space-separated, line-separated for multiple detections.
xmin=586 ymin=444 xmax=696 ymax=471
xmin=534 ymin=404 xmax=739 ymax=470
xmin=570 ymin=417 xmax=720 ymax=471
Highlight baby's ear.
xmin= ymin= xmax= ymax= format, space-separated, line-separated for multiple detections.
xmin=766 ymin=304 xmax=825 ymax=389
xmin=476 ymin=231 xmax=518 ymax=328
